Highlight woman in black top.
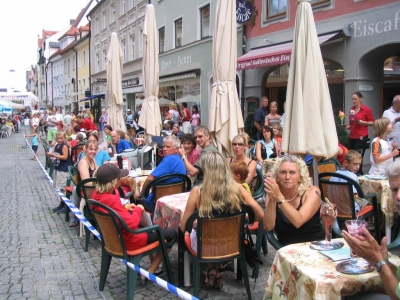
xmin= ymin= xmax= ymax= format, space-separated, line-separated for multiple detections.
xmin=263 ymin=155 xmax=324 ymax=246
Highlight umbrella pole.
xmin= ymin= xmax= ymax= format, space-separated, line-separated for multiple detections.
xmin=313 ymin=157 xmax=319 ymax=187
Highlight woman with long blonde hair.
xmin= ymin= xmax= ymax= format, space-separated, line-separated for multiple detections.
xmin=181 ymin=152 xmax=263 ymax=288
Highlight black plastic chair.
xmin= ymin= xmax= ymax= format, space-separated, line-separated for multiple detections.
xmin=319 ymin=172 xmax=381 ymax=242
xmin=251 ymin=168 xmax=265 ymax=200
xmin=64 ymin=165 xmax=80 ymax=222
xmin=87 ymin=199 xmax=174 ymax=300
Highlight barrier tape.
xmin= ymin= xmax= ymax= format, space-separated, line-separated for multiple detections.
xmin=25 ymin=138 xmax=198 ymax=300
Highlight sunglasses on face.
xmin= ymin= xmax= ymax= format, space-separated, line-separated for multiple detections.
xmin=232 ymin=143 xmax=244 ymax=147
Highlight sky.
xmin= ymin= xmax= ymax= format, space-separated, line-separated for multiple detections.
xmin=0 ymin=0 xmax=90 ymax=92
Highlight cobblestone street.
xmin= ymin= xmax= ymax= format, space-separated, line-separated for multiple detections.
xmin=0 ymin=131 xmax=276 ymax=300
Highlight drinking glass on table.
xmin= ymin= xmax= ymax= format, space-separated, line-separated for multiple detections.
xmin=336 ymin=220 xmax=374 ymax=274
xmin=311 ymin=203 xmax=343 ymax=250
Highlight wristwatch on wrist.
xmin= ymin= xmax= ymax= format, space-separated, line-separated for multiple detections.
xmin=181 ymin=156 xmax=186 ymax=160
xmin=277 ymin=199 xmax=286 ymax=206
xmin=374 ymin=260 xmax=387 ymax=272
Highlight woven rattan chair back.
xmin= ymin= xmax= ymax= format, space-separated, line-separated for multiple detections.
xmin=154 ymin=182 xmax=185 ymax=201
xmin=320 ymin=181 xmax=353 ymax=218
xmin=91 ymin=210 xmax=125 ymax=257
xmin=201 ymin=215 xmax=241 ymax=259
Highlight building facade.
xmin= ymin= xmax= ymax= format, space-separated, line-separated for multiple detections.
xmin=153 ymin=0 xmax=243 ymax=126
xmin=239 ymin=0 xmax=400 ymax=121
xmin=88 ymin=0 xmax=148 ymax=115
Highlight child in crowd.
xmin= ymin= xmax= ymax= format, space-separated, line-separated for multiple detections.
xmin=65 ymin=128 xmax=74 ymax=140
xmin=92 ymin=163 xmax=177 ymax=274
xmin=369 ymin=117 xmax=399 ymax=175
xmin=104 ymin=125 xmax=113 ymax=148
xmin=25 ymin=127 xmax=38 ymax=160
xmin=230 ymin=160 xmax=251 ymax=194
xmin=272 ymin=124 xmax=282 ymax=145
xmin=161 ymin=123 xmax=172 ymax=136
xmin=48 ymin=131 xmax=71 ymax=189
xmin=49 ymin=131 xmax=71 ymax=213
xmin=330 ymin=150 xmax=363 ymax=212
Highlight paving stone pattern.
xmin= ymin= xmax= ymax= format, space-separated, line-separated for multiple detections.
xmin=0 ymin=131 xmax=276 ymax=300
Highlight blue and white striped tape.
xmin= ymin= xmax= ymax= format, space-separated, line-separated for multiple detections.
xmin=25 ymin=138 xmax=198 ymax=300
xmin=123 ymin=260 xmax=198 ymax=300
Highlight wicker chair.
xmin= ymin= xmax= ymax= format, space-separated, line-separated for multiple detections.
xmin=64 ymin=165 xmax=80 ymax=222
xmin=142 ymin=173 xmax=191 ymax=214
xmin=180 ymin=209 xmax=252 ymax=299
xmin=319 ymin=172 xmax=381 ymax=241
xmin=76 ymin=178 xmax=97 ymax=252
xmin=71 ymin=142 xmax=85 ymax=164
xmin=87 ymin=199 xmax=173 ymax=300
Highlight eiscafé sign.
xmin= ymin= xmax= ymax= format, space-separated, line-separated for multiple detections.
xmin=236 ymin=54 xmax=291 ymax=71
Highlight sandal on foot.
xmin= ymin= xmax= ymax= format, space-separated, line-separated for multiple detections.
xmin=69 ymin=218 xmax=79 ymax=227
xmin=213 ymin=271 xmax=223 ymax=289
xmin=205 ymin=267 xmax=217 ymax=287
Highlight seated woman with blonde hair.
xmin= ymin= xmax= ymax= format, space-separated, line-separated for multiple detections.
xmin=264 ymin=155 xmax=324 ymax=246
xmin=181 ymin=152 xmax=263 ymax=289
xmin=227 ymin=134 xmax=257 ymax=186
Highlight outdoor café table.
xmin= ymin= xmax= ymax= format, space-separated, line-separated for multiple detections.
xmin=153 ymin=192 xmax=191 ymax=287
xmin=263 ymin=239 xmax=400 ymax=300
xmin=358 ymin=176 xmax=394 ymax=243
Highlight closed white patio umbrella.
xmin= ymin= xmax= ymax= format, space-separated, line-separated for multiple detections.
xmin=106 ymin=33 xmax=126 ymax=132
xmin=209 ymin=0 xmax=244 ymax=157
xmin=138 ymin=4 xmax=162 ymax=144
xmin=281 ymin=0 xmax=338 ymax=184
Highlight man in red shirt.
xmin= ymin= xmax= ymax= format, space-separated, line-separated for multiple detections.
xmin=181 ymin=102 xmax=191 ymax=133
xmin=76 ymin=114 xmax=98 ymax=134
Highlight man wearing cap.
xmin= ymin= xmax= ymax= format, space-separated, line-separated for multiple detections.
xmin=134 ymin=135 xmax=186 ymax=212
xmin=76 ymin=113 xmax=98 ymax=134
xmin=92 ymin=163 xmax=177 ymax=274
xmin=111 ymin=130 xmax=131 ymax=155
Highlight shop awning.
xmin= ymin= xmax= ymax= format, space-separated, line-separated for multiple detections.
xmin=237 ymin=32 xmax=339 ymax=71
xmin=72 ymin=93 xmax=105 ymax=103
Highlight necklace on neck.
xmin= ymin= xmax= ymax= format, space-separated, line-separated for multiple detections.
xmin=286 ymin=193 xmax=298 ymax=202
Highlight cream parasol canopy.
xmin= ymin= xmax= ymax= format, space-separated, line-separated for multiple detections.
xmin=208 ymin=0 xmax=244 ymax=157
xmin=106 ymin=33 xmax=126 ymax=132
xmin=138 ymin=4 xmax=162 ymax=144
xmin=281 ymin=0 xmax=338 ymax=183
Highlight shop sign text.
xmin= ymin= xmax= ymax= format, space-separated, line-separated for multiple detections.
xmin=161 ymin=54 xmax=193 ymax=70
xmin=353 ymin=10 xmax=400 ymax=37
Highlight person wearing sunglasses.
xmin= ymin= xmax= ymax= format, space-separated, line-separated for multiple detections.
xmin=178 ymin=125 xmax=218 ymax=186
xmin=227 ymin=134 xmax=257 ymax=185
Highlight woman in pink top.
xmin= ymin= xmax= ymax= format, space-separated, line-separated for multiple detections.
xmin=190 ymin=105 xmax=200 ymax=134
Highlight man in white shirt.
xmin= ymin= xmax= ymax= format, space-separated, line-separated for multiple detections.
xmin=383 ymin=95 xmax=400 ymax=148
xmin=46 ymin=107 xmax=61 ymax=145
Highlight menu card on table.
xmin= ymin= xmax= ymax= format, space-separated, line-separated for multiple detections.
xmin=319 ymin=247 xmax=351 ymax=261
